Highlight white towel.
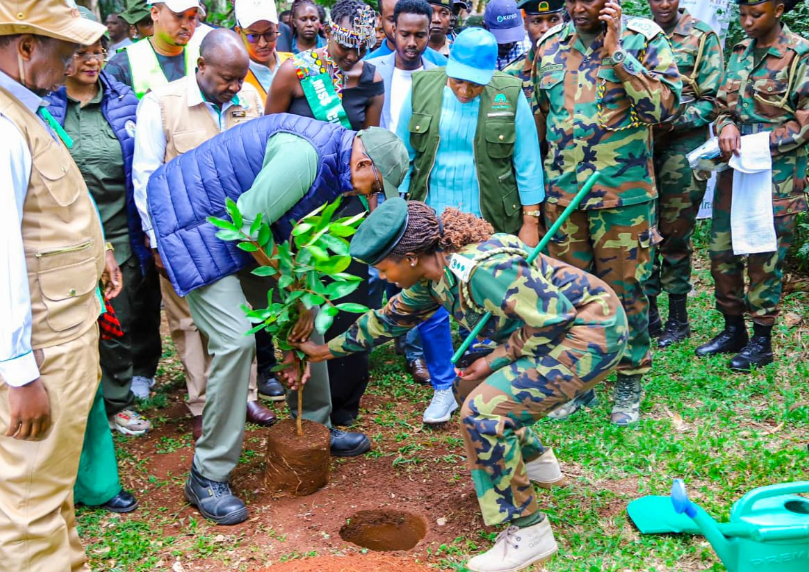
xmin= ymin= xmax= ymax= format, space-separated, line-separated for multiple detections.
xmin=728 ymin=132 xmax=777 ymax=256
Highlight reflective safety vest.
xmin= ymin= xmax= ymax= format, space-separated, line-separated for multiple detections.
xmin=243 ymin=52 xmax=293 ymax=102
xmin=124 ymin=38 xmax=199 ymax=99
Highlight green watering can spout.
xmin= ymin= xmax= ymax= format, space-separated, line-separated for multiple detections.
xmin=672 ymin=479 xmax=739 ymax=571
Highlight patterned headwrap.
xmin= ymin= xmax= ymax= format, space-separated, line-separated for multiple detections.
xmin=329 ymin=4 xmax=376 ymax=49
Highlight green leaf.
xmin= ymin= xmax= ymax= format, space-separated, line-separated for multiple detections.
xmin=216 ymin=229 xmax=244 ymax=242
xmin=225 ymin=197 xmax=243 ymax=229
xmin=307 ymin=245 xmax=329 ymax=261
xmin=335 ymin=211 xmax=366 ymax=228
xmin=329 ymin=224 xmax=358 ymax=237
xmin=320 ymin=234 xmax=350 ymax=255
xmin=326 ymin=280 xmax=361 ymax=299
xmin=249 ymin=212 xmax=263 ymax=237
xmin=237 ymin=242 xmax=259 ymax=252
xmin=292 ymin=222 xmax=314 ymax=236
xmin=278 ymin=274 xmax=294 ymax=290
xmin=324 ymin=305 xmax=340 ymax=317
xmin=245 ymin=322 xmax=268 ymax=336
xmin=314 ymin=310 xmax=334 ymax=335
xmin=251 ymin=266 xmax=278 ymax=277
xmin=258 ymin=223 xmax=272 ymax=248
xmin=271 ymin=362 xmax=293 ymax=372
xmin=314 ymin=199 xmax=343 ymax=233
xmin=301 ymin=202 xmax=328 ymax=220
xmin=208 ymin=216 xmax=238 ymax=231
xmin=333 ymin=272 xmax=363 ymax=282
xmin=302 ymin=292 xmax=326 ymax=309
xmin=335 ymin=303 xmax=369 ymax=313
xmin=314 ymin=255 xmax=352 ymax=274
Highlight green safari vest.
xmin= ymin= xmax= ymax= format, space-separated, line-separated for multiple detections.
xmin=123 ymin=38 xmax=199 ymax=99
xmin=405 ymin=68 xmax=524 ymax=234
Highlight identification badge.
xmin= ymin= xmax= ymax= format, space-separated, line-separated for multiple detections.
xmin=448 ymin=254 xmax=476 ymax=283
xmin=231 ymin=110 xmax=247 ymax=118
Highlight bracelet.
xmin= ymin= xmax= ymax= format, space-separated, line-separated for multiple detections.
xmin=522 ymin=209 xmax=541 ymax=218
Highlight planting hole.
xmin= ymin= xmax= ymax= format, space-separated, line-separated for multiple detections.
xmin=340 ymin=510 xmax=427 ymax=551
xmin=785 ymin=500 xmax=809 ymax=515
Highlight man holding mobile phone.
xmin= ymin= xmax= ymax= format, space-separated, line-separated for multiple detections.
xmin=533 ymin=0 xmax=682 ymax=425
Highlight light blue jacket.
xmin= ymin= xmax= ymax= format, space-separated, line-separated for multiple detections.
xmin=366 ymin=52 xmax=442 ymax=131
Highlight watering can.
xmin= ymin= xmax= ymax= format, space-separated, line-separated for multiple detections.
xmin=669 ymin=479 xmax=809 ymax=572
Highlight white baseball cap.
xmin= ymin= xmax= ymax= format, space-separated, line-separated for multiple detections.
xmin=236 ymin=0 xmax=279 ymax=28
xmin=158 ymin=0 xmax=201 ymax=13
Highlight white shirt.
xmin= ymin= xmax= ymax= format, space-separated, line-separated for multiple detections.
xmin=133 ymin=75 xmax=249 ymax=245
xmin=0 ymin=71 xmax=55 ymax=387
xmin=389 ymin=66 xmax=421 ymax=134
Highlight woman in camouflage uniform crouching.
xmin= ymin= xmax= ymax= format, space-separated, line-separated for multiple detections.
xmin=296 ymin=198 xmax=628 ymax=572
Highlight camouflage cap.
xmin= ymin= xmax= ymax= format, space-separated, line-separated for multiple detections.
xmin=349 ymin=197 xmax=409 ymax=265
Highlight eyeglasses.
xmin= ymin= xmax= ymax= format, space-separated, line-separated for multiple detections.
xmin=73 ymin=50 xmax=107 ymax=62
xmin=243 ymin=31 xmax=279 ymax=43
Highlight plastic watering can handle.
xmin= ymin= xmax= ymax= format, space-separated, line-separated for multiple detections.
xmin=672 ymin=479 xmax=699 ymax=518
xmin=753 ymin=525 xmax=809 ymax=542
xmin=735 ymin=481 xmax=809 ymax=516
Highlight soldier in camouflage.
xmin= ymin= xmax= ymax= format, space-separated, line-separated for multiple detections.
xmin=502 ymin=0 xmax=566 ymax=106
xmin=532 ymin=0 xmax=682 ymax=424
xmin=645 ymin=0 xmax=724 ymax=348
xmin=696 ymin=0 xmax=809 ymax=371
xmin=295 ymin=200 xmax=629 ymax=572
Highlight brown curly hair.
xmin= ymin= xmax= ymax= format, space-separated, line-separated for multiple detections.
xmin=388 ymin=202 xmax=494 ymax=259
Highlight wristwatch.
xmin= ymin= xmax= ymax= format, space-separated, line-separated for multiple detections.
xmin=522 ymin=209 xmax=541 ymax=218
xmin=612 ymin=49 xmax=628 ymax=66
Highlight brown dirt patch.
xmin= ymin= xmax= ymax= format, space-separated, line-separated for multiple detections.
xmin=339 ymin=510 xmax=427 ymax=551
xmin=253 ymin=553 xmax=437 ymax=571
xmin=265 ymin=419 xmax=330 ymax=496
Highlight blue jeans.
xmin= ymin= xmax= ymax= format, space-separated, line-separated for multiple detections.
xmin=368 ymin=267 xmax=456 ymax=391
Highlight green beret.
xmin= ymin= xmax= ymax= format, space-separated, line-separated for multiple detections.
xmin=349 ymin=198 xmax=409 ymax=265
xmin=519 ymin=0 xmax=565 ymax=13
xmin=120 ymin=0 xmax=151 ymax=25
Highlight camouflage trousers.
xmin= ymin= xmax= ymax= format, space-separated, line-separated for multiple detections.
xmin=710 ymin=170 xmax=800 ymax=326
xmin=646 ymin=140 xmax=708 ymax=297
xmin=453 ymin=346 xmax=622 ymax=526
xmin=544 ymin=202 xmax=656 ymax=375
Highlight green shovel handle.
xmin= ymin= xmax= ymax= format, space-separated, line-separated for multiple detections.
xmin=451 ymin=171 xmax=603 ymax=365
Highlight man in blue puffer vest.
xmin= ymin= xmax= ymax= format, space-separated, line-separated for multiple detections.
xmin=147 ymin=112 xmax=408 ymax=525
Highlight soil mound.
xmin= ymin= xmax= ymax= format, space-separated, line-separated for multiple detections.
xmin=265 ymin=419 xmax=330 ymax=496
xmin=255 ymin=554 xmax=437 ymax=571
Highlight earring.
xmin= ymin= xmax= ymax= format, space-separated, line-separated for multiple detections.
xmin=410 ymin=260 xmax=416 ymax=267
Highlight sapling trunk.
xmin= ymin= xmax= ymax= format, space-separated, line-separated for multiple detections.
xmin=297 ymin=360 xmax=305 ymax=437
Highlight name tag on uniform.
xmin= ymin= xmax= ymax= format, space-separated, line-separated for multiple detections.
xmin=449 ymin=254 xmax=476 ymax=283
xmin=231 ymin=110 xmax=247 ymax=118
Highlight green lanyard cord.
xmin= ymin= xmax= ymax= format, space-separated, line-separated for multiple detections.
xmin=38 ymin=107 xmax=74 ymax=149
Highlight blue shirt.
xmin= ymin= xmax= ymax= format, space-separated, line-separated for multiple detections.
xmin=366 ymin=41 xmax=448 ymax=67
xmin=396 ymin=85 xmax=544 ymax=217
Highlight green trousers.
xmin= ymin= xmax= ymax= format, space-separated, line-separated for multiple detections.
xmin=101 ymin=256 xmax=162 ymax=416
xmin=185 ymin=267 xmax=333 ymax=482
xmin=74 ymin=385 xmax=122 ymax=506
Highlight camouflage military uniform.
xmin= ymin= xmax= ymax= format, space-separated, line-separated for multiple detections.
xmin=646 ymin=9 xmax=724 ymax=298
xmin=503 ymin=48 xmax=535 ymax=107
xmin=533 ymin=18 xmax=682 ymax=375
xmin=328 ymin=235 xmax=628 ymax=525
xmin=712 ymin=25 xmax=809 ymax=325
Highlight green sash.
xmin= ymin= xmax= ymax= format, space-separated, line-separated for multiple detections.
xmin=294 ymin=52 xmax=352 ymax=129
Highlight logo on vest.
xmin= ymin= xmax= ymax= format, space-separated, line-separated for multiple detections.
xmin=491 ymin=93 xmax=511 ymax=110
xmin=125 ymin=120 xmax=136 ymax=139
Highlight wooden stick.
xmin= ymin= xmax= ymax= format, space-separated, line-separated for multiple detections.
xmin=296 ymin=362 xmax=304 ymax=437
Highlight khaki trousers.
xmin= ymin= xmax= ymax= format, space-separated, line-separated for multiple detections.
xmin=160 ymin=276 xmax=258 ymax=415
xmin=0 ymin=327 xmax=100 ymax=572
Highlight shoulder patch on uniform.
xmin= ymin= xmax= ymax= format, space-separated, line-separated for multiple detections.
xmin=788 ymin=33 xmax=809 ymax=57
xmin=536 ymin=22 xmax=565 ymax=49
xmin=691 ymin=18 xmax=714 ymax=35
xmin=448 ymin=254 xmax=477 ymax=283
xmin=538 ymin=63 xmax=563 ymax=76
xmin=626 ymin=16 xmax=664 ymax=40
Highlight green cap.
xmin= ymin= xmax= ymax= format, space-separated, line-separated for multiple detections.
xmin=349 ymin=197 xmax=409 ymax=265
xmin=120 ymin=0 xmax=151 ymax=25
xmin=356 ymin=128 xmax=409 ymax=200
xmin=429 ymin=0 xmax=453 ymax=8
xmin=519 ymin=0 xmax=565 ymax=13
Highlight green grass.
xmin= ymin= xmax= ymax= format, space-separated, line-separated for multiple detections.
xmin=77 ymin=232 xmax=809 ymax=571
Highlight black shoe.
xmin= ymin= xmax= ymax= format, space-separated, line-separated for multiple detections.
xmin=696 ymin=315 xmax=749 ymax=357
xmin=102 ymin=490 xmax=138 ymax=514
xmin=648 ymin=296 xmax=663 ymax=338
xmin=184 ymin=465 xmax=248 ymax=525
xmin=329 ymin=428 xmax=371 ymax=457
xmin=729 ymin=324 xmax=773 ymax=372
xmin=258 ymin=371 xmax=286 ymax=402
xmin=657 ymin=294 xmax=690 ymax=349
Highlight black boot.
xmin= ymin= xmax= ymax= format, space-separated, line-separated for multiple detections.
xmin=729 ymin=323 xmax=774 ymax=372
xmin=695 ymin=314 xmax=749 ymax=357
xmin=648 ymin=296 xmax=663 ymax=338
xmin=184 ymin=465 xmax=248 ymax=525
xmin=658 ymin=294 xmax=691 ymax=349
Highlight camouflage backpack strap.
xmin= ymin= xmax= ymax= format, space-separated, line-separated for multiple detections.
xmin=449 ymin=246 xmax=529 ymax=315
xmin=752 ymin=39 xmax=808 ymax=115
xmin=682 ymin=29 xmax=710 ymax=99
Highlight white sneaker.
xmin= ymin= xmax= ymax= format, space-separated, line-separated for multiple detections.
xmin=131 ymin=376 xmax=155 ymax=400
xmin=466 ymin=518 xmax=558 ymax=572
xmin=423 ymin=388 xmax=459 ymax=424
xmin=525 ymin=448 xmax=567 ymax=489
xmin=109 ymin=409 xmax=152 ymax=436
